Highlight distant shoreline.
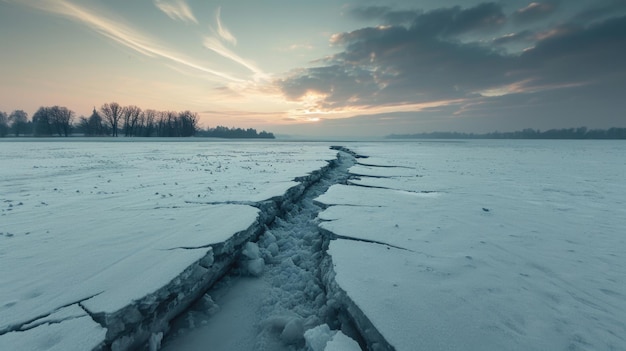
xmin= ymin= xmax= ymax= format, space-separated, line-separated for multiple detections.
xmin=388 ymin=127 xmax=626 ymax=140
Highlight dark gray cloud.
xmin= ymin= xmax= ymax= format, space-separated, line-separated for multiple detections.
xmin=349 ymin=3 xmax=505 ymax=37
xmin=520 ymin=16 xmax=626 ymax=86
xmin=277 ymin=2 xmax=626 ymax=132
xmin=279 ymin=65 xmax=380 ymax=109
xmin=572 ymin=0 xmax=626 ymax=23
xmin=278 ymin=3 xmax=512 ymax=108
xmin=349 ymin=6 xmax=418 ymax=25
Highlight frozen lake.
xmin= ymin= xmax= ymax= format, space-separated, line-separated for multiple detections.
xmin=318 ymin=140 xmax=626 ymax=350
xmin=1 ymin=139 xmax=625 ymax=350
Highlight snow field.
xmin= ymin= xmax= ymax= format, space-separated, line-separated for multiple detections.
xmin=316 ymin=140 xmax=626 ymax=350
xmin=3 ymin=140 xmax=624 ymax=351
xmin=0 ymin=140 xmax=338 ymax=350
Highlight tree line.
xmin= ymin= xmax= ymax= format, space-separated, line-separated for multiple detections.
xmin=196 ymin=126 xmax=274 ymax=139
xmin=1 ymin=102 xmax=274 ymax=139
xmin=388 ymin=127 xmax=626 ymax=140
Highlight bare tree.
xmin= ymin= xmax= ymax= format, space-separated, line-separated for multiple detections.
xmin=32 ymin=107 xmax=53 ymax=136
xmin=8 ymin=110 xmax=29 ymax=136
xmin=178 ymin=110 xmax=198 ymax=137
xmin=0 ymin=111 xmax=8 ymax=137
xmin=78 ymin=108 xmax=106 ymax=136
xmin=100 ymin=102 xmax=122 ymax=137
xmin=50 ymin=106 xmax=74 ymax=137
xmin=3 ymin=104 xmax=205 ymax=138
xmin=78 ymin=116 xmax=90 ymax=135
xmin=122 ymin=105 xmax=142 ymax=137
xmin=165 ymin=111 xmax=179 ymax=137
xmin=155 ymin=111 xmax=165 ymax=137
xmin=155 ymin=111 xmax=178 ymax=137
xmin=141 ymin=109 xmax=157 ymax=137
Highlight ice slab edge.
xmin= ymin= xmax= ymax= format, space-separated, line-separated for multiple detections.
xmin=104 ymin=156 xmax=337 ymax=351
xmin=320 ymin=229 xmax=395 ymax=351
xmin=318 ymin=147 xmax=397 ymax=351
xmin=33 ymin=153 xmax=336 ymax=351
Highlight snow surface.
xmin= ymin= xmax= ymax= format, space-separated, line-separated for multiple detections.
xmin=0 ymin=140 xmax=337 ymax=349
xmin=0 ymin=315 xmax=106 ymax=351
xmin=3 ymin=139 xmax=625 ymax=351
xmin=317 ymin=140 xmax=626 ymax=350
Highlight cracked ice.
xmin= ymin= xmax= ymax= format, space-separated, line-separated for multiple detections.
xmin=2 ymin=140 xmax=626 ymax=351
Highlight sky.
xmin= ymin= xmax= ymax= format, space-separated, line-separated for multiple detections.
xmin=0 ymin=0 xmax=625 ymax=137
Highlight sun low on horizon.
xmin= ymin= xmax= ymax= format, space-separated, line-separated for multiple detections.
xmin=1 ymin=0 xmax=625 ymax=137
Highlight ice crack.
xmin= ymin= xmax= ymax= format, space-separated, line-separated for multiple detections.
xmin=355 ymin=162 xmax=415 ymax=169
xmin=321 ymin=229 xmax=414 ymax=252
xmin=349 ymin=173 xmax=391 ymax=179
xmin=160 ymin=149 xmax=358 ymax=351
xmin=184 ymin=200 xmax=258 ymax=207
xmin=347 ymin=181 xmax=436 ymax=194
xmin=251 ymin=150 xmax=356 ymax=348
xmin=0 ymin=293 xmax=104 ymax=335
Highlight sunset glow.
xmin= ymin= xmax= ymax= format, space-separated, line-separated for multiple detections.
xmin=1 ymin=0 xmax=625 ymax=136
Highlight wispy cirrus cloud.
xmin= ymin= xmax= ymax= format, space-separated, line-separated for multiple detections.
xmin=203 ymin=37 xmax=269 ymax=81
xmin=154 ymin=0 xmax=197 ymax=24
xmin=203 ymin=6 xmax=270 ymax=82
xmin=215 ymin=6 xmax=237 ymax=45
xmin=14 ymin=0 xmax=243 ymax=83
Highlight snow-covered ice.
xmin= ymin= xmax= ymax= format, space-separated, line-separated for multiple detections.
xmin=0 ymin=140 xmax=337 ymax=350
xmin=2 ymin=139 xmax=625 ymax=350
xmin=316 ymin=140 xmax=626 ymax=350
xmin=0 ymin=315 xmax=107 ymax=351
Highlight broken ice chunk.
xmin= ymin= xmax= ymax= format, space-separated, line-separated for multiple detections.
xmin=280 ymin=317 xmax=304 ymax=345
xmin=240 ymin=242 xmax=265 ymax=276
xmin=326 ymin=330 xmax=361 ymax=351
xmin=304 ymin=324 xmax=336 ymax=351
xmin=242 ymin=242 xmax=261 ymax=260
xmin=246 ymin=258 xmax=265 ymax=276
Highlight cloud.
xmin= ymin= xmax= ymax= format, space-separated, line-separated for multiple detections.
xmin=203 ymin=37 xmax=269 ymax=82
xmin=572 ymin=0 xmax=626 ymax=24
xmin=215 ymin=6 xmax=237 ymax=45
xmin=349 ymin=3 xmax=506 ymax=37
xmin=519 ymin=15 xmax=626 ymax=86
xmin=202 ymin=6 xmax=269 ymax=82
xmin=492 ymin=30 xmax=535 ymax=46
xmin=279 ymin=5 xmax=512 ymax=110
xmin=277 ymin=3 xmax=626 ymax=125
xmin=18 ymin=0 xmax=242 ymax=83
xmin=284 ymin=43 xmax=314 ymax=51
xmin=511 ymin=2 xmax=558 ymax=24
xmin=154 ymin=0 xmax=197 ymax=24
xmin=349 ymin=6 xmax=419 ymax=25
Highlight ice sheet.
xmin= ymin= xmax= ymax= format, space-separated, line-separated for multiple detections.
xmin=318 ymin=140 xmax=626 ymax=350
xmin=0 ymin=140 xmax=337 ymax=348
xmin=0 ymin=316 xmax=106 ymax=351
